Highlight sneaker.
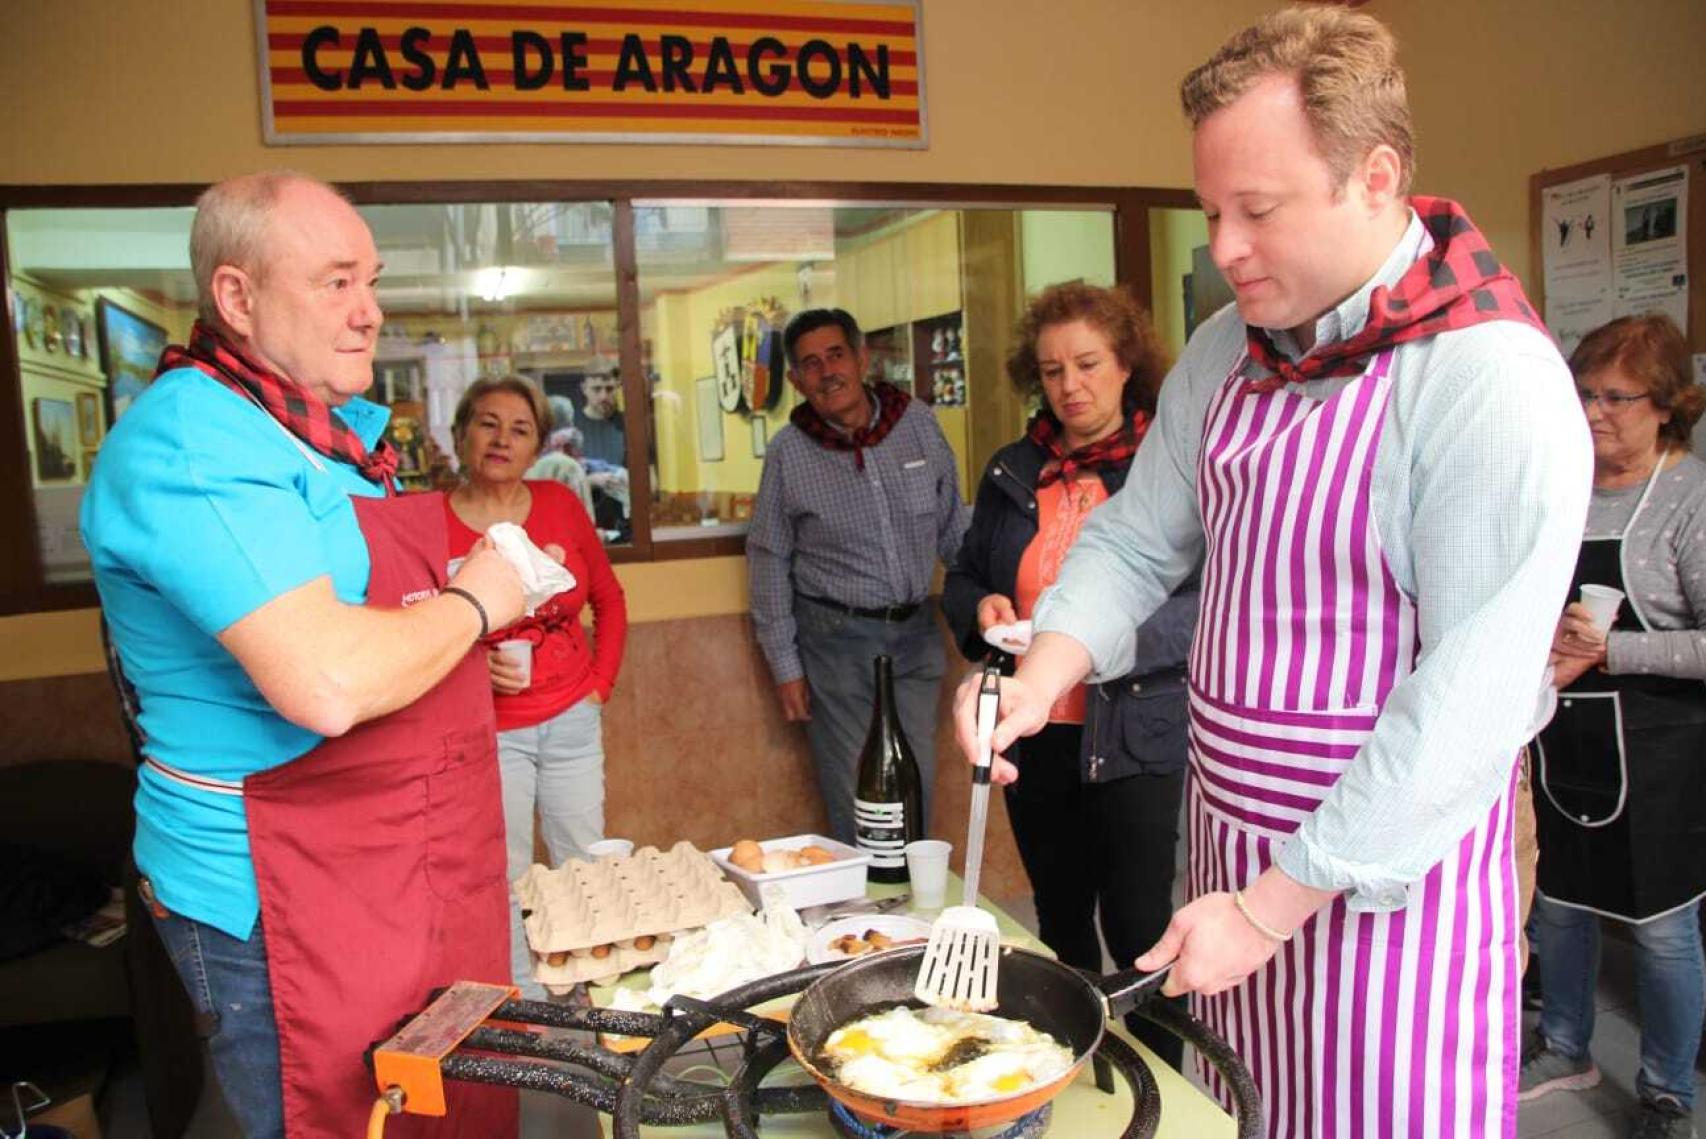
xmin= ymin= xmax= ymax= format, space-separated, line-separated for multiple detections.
xmin=1517 ymin=1034 xmax=1601 ymax=1102
xmin=1632 ymin=1096 xmax=1698 ymax=1139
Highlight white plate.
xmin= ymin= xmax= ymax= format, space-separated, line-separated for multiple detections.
xmin=982 ymin=620 xmax=1033 ymax=655
xmin=806 ymin=915 xmax=935 ymax=965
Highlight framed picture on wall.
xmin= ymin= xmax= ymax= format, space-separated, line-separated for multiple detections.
xmin=695 ymin=376 xmax=724 ymax=462
xmin=751 ymin=416 xmax=767 ymax=458
xmin=96 ymin=297 xmax=170 ymax=425
xmin=75 ymin=391 xmax=101 ymax=447
xmin=32 ymin=397 xmax=78 ymax=481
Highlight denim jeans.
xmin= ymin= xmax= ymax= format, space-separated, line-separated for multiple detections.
xmin=1534 ymin=894 xmax=1706 ymax=1107
xmin=794 ymin=598 xmax=944 ymax=847
xmin=151 ymin=908 xmax=284 ymax=1138
xmin=498 ymin=697 xmax=605 ymax=999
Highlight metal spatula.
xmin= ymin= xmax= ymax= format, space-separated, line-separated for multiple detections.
xmin=914 ymin=662 xmax=1002 ymax=1011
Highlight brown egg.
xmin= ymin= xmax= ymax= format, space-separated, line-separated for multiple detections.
xmin=798 ymin=845 xmax=837 ymax=865
xmin=761 ymin=850 xmax=803 ymax=874
xmin=729 ymin=839 xmax=765 ymax=872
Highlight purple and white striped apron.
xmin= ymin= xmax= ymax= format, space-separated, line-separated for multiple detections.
xmin=1187 ymin=348 xmax=1519 ymax=1138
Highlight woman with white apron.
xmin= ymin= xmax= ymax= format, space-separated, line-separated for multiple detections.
xmin=1524 ymin=315 xmax=1706 ymax=1139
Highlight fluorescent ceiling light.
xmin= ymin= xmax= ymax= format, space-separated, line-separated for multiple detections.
xmin=474 ymin=266 xmax=518 ymax=302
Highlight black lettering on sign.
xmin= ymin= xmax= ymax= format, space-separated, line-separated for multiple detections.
xmin=796 ymin=39 xmax=841 ymax=99
xmin=847 ymin=43 xmax=889 ymax=98
xmin=398 ymin=27 xmax=436 ymax=91
xmin=512 ymin=30 xmax=553 ymax=90
xmin=613 ymin=33 xmax=657 ymax=92
xmin=746 ymin=36 xmax=789 ymax=96
xmin=561 ymin=32 xmax=590 ymax=91
xmin=702 ymin=37 xmax=743 ymax=94
xmin=301 ymin=25 xmax=342 ymax=91
xmin=348 ymin=27 xmax=396 ymax=89
xmin=658 ymin=35 xmax=696 ymax=93
xmin=442 ymin=28 xmax=489 ymax=90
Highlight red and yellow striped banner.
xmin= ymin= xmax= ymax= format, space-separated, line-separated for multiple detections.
xmin=257 ymin=0 xmax=925 ymax=147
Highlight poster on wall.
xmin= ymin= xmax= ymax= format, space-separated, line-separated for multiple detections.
xmin=695 ymin=377 xmax=725 ymax=462
xmin=1611 ymin=164 xmax=1690 ymax=334
xmin=96 ymin=298 xmax=170 ymax=425
xmin=1541 ymin=173 xmax=1614 ymax=358
xmin=256 ymin=0 xmax=926 ymax=149
xmin=32 ymin=398 xmax=78 ymax=482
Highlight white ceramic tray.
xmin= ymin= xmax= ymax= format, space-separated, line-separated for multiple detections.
xmin=708 ymin=833 xmax=869 ymax=911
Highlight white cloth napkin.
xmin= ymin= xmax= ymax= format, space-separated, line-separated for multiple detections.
xmin=982 ymin=619 xmax=1033 ymax=655
xmin=485 ymin=521 xmax=576 ymax=614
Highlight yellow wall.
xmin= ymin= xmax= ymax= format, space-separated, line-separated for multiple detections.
xmin=12 ymin=278 xmax=190 ymax=489
xmin=5 ymin=1 xmax=1701 ymax=281
xmin=4 ymin=0 xmax=1703 ymax=670
xmin=1381 ymin=1 xmax=1706 ymax=288
xmin=658 ymin=260 xmax=807 ymax=496
xmin=1020 ymin=212 xmax=1117 ymax=295
xmin=0 ymin=556 xmax=756 ymax=683
xmin=650 ymin=210 xmax=971 ymax=499
xmin=1148 ymin=208 xmax=1211 ymax=360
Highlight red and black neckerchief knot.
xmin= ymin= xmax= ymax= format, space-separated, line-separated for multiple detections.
xmin=789 ymin=381 xmax=912 ymax=471
xmin=1242 ymin=196 xmax=1548 ymax=394
xmin=157 ymin=321 xmax=399 ymax=492
xmin=1028 ymin=408 xmax=1153 ymax=488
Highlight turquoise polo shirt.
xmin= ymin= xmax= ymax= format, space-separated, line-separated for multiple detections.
xmin=81 ymin=368 xmax=391 ymax=940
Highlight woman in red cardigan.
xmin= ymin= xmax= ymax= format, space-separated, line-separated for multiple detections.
xmin=446 ymin=375 xmax=628 ymax=998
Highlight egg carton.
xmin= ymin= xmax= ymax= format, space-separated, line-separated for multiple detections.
xmin=516 ymin=841 xmax=751 ymax=987
xmin=532 ymin=933 xmax=677 ymax=990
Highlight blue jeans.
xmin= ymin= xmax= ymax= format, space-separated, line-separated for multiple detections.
xmin=498 ymin=697 xmax=605 ymax=999
xmin=794 ymin=598 xmax=944 ymax=846
xmin=1534 ymin=894 xmax=1706 ymax=1107
xmin=150 ymin=908 xmax=284 ymax=1138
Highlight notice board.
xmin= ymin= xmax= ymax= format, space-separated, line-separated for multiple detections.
xmin=1530 ymin=132 xmax=1706 ymax=365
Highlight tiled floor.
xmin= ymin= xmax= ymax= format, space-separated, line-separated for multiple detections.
xmin=95 ymin=897 xmax=1703 ymax=1137
xmin=1510 ymin=926 xmax=1705 ymax=1139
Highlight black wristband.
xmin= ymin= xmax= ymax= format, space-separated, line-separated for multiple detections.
xmin=442 ymin=586 xmax=488 ymax=639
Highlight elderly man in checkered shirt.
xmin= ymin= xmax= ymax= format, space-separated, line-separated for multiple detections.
xmin=748 ymin=308 xmax=969 ymax=846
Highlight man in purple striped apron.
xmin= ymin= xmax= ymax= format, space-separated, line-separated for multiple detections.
xmin=954 ymin=10 xmax=1590 ymax=1137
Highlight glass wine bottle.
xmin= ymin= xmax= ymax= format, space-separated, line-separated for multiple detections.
xmin=853 ymin=654 xmax=924 ymax=884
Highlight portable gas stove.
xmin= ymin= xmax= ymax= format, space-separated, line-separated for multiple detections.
xmin=369 ymin=965 xmax=1262 ymax=1138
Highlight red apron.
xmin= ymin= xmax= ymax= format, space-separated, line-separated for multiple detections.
xmin=245 ymin=490 xmax=518 ymax=1138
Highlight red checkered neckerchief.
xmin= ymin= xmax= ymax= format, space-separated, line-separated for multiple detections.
xmin=1028 ymin=408 xmax=1153 ymax=488
xmin=789 ymin=381 xmax=911 ymax=471
xmin=158 ymin=321 xmax=398 ymax=492
xmin=1243 ymin=196 xmax=1548 ymax=394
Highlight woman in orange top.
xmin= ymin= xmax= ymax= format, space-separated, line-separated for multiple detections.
xmin=944 ymin=283 xmax=1197 ymax=1068
xmin=445 ymin=375 xmax=628 ymax=998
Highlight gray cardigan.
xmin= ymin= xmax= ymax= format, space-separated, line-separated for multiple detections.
xmin=1594 ymin=451 xmax=1706 ymax=680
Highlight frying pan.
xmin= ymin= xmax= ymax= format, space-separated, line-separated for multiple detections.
xmin=786 ymin=944 xmax=1260 ymax=1135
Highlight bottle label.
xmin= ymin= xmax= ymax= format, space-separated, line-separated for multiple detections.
xmin=854 ymin=798 xmax=908 ymax=868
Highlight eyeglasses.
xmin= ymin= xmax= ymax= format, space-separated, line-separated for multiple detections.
xmin=1577 ymin=389 xmax=1651 ymax=411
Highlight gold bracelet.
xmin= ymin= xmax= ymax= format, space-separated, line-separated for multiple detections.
xmin=1233 ymin=889 xmax=1290 ymax=943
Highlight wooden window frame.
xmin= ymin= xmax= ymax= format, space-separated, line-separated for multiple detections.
xmin=0 ymin=179 xmax=1193 ymax=615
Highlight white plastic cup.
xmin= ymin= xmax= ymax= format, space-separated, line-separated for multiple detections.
xmin=498 ymin=639 xmax=533 ymax=687
xmin=1579 ymin=584 xmax=1625 ymax=635
xmin=586 ymin=838 xmax=634 ymax=860
xmin=905 ymin=839 xmax=952 ymax=910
